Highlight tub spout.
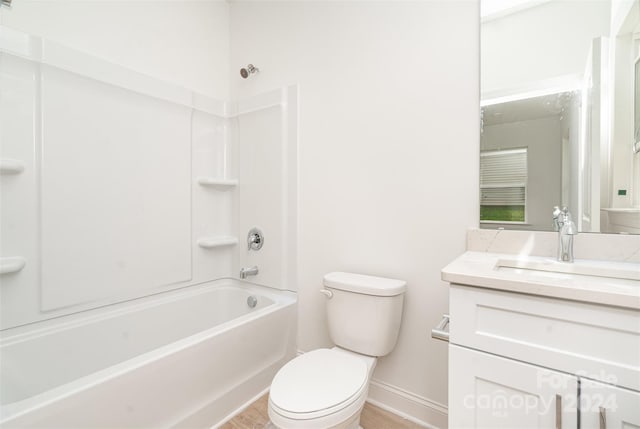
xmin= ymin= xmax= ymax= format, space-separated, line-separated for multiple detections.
xmin=240 ymin=266 xmax=259 ymax=279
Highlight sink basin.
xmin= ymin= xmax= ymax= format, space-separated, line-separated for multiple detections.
xmin=441 ymin=251 xmax=640 ymax=310
xmin=495 ymin=258 xmax=640 ymax=281
xmin=601 ymin=208 xmax=640 ymax=234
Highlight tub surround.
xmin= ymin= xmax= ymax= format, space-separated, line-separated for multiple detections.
xmin=0 ymin=26 xmax=298 ymax=330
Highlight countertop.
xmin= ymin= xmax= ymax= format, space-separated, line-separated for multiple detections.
xmin=442 ymin=251 xmax=640 ymax=310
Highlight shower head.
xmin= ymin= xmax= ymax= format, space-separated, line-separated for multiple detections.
xmin=240 ymin=64 xmax=259 ymax=79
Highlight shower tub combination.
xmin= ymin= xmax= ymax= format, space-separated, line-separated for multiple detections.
xmin=0 ymin=279 xmax=296 ymax=428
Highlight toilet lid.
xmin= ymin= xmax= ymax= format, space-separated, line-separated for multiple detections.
xmin=270 ymin=349 xmax=368 ymax=415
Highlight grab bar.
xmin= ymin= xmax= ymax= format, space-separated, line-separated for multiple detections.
xmin=431 ymin=314 xmax=450 ymax=342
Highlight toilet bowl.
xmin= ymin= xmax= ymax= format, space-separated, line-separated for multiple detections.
xmin=267 ymin=272 xmax=406 ymax=429
xmin=268 ymin=348 xmax=376 ymax=429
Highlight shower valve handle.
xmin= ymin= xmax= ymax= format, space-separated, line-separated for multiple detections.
xmin=247 ymin=228 xmax=264 ymax=251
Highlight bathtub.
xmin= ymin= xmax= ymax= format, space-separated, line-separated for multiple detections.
xmin=0 ymin=279 xmax=297 ymax=428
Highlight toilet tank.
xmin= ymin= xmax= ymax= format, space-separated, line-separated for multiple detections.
xmin=323 ymin=272 xmax=406 ymax=357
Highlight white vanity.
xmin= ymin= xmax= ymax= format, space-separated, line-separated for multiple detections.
xmin=442 ymin=251 xmax=640 ymax=429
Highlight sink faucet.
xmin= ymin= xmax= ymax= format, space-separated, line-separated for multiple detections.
xmin=240 ymin=265 xmax=259 ymax=279
xmin=552 ymin=206 xmax=577 ymax=262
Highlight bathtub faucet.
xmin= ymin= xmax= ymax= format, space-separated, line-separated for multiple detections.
xmin=240 ymin=266 xmax=259 ymax=279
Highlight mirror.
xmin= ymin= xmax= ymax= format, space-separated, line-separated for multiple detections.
xmin=480 ymin=0 xmax=640 ymax=234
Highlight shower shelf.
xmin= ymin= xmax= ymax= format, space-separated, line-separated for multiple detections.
xmin=0 ymin=159 xmax=25 ymax=175
xmin=0 ymin=257 xmax=26 ymax=274
xmin=196 ymin=177 xmax=238 ymax=189
xmin=197 ymin=236 xmax=239 ymax=249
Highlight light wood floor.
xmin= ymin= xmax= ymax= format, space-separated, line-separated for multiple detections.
xmin=220 ymin=394 xmax=423 ymax=429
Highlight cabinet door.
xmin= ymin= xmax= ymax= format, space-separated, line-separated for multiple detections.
xmin=450 ymin=345 xmax=578 ymax=429
xmin=580 ymin=379 xmax=640 ymax=428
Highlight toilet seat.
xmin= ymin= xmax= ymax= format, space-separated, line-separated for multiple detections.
xmin=269 ymin=348 xmax=369 ymax=422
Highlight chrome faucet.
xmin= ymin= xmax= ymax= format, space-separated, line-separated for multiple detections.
xmin=239 ymin=265 xmax=259 ymax=279
xmin=552 ymin=206 xmax=577 ymax=262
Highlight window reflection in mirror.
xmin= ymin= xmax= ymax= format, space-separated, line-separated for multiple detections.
xmin=480 ymin=148 xmax=528 ymax=224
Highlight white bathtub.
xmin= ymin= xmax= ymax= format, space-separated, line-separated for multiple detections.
xmin=0 ymin=279 xmax=297 ymax=428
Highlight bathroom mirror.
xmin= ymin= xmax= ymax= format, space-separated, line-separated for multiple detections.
xmin=480 ymin=0 xmax=640 ymax=234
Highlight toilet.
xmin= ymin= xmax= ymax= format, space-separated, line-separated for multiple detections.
xmin=268 ymin=272 xmax=406 ymax=429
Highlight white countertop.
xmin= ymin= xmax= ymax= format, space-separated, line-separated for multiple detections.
xmin=442 ymin=251 xmax=640 ymax=310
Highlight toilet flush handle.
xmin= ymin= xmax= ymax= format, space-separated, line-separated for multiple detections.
xmin=319 ymin=289 xmax=333 ymax=299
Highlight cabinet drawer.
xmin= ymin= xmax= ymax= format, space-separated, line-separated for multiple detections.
xmin=450 ymin=285 xmax=640 ymax=391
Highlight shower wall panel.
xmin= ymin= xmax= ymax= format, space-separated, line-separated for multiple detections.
xmin=191 ymin=109 xmax=238 ymax=283
xmin=236 ymin=86 xmax=298 ymax=292
xmin=239 ymin=105 xmax=283 ymax=287
xmin=0 ymin=29 xmax=238 ymax=329
xmin=40 ymin=66 xmax=192 ymax=311
xmin=0 ymin=53 xmax=41 ymax=329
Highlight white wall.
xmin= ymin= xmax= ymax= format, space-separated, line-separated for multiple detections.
xmin=230 ymin=1 xmax=479 ymax=426
xmin=0 ymin=0 xmax=230 ymax=99
xmin=481 ymin=116 xmax=563 ymax=231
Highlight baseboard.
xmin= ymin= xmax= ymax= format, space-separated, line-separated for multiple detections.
xmin=296 ymin=349 xmax=448 ymax=428
xmin=367 ymin=378 xmax=448 ymax=429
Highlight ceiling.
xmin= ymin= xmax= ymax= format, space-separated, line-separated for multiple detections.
xmin=481 ymin=0 xmax=553 ymax=21
xmin=482 ymin=91 xmax=575 ymax=126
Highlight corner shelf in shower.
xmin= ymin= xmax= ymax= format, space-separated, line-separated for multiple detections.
xmin=197 ymin=236 xmax=239 ymax=249
xmin=0 ymin=159 xmax=25 ymax=175
xmin=0 ymin=257 xmax=26 ymax=274
xmin=196 ymin=177 xmax=238 ymax=189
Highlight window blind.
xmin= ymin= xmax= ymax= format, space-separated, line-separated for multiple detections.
xmin=480 ymin=148 xmax=527 ymax=206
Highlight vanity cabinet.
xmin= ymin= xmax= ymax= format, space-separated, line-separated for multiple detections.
xmin=447 ymin=284 xmax=640 ymax=429
xmin=580 ymin=380 xmax=640 ymax=429
xmin=450 ymin=345 xmax=578 ymax=428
